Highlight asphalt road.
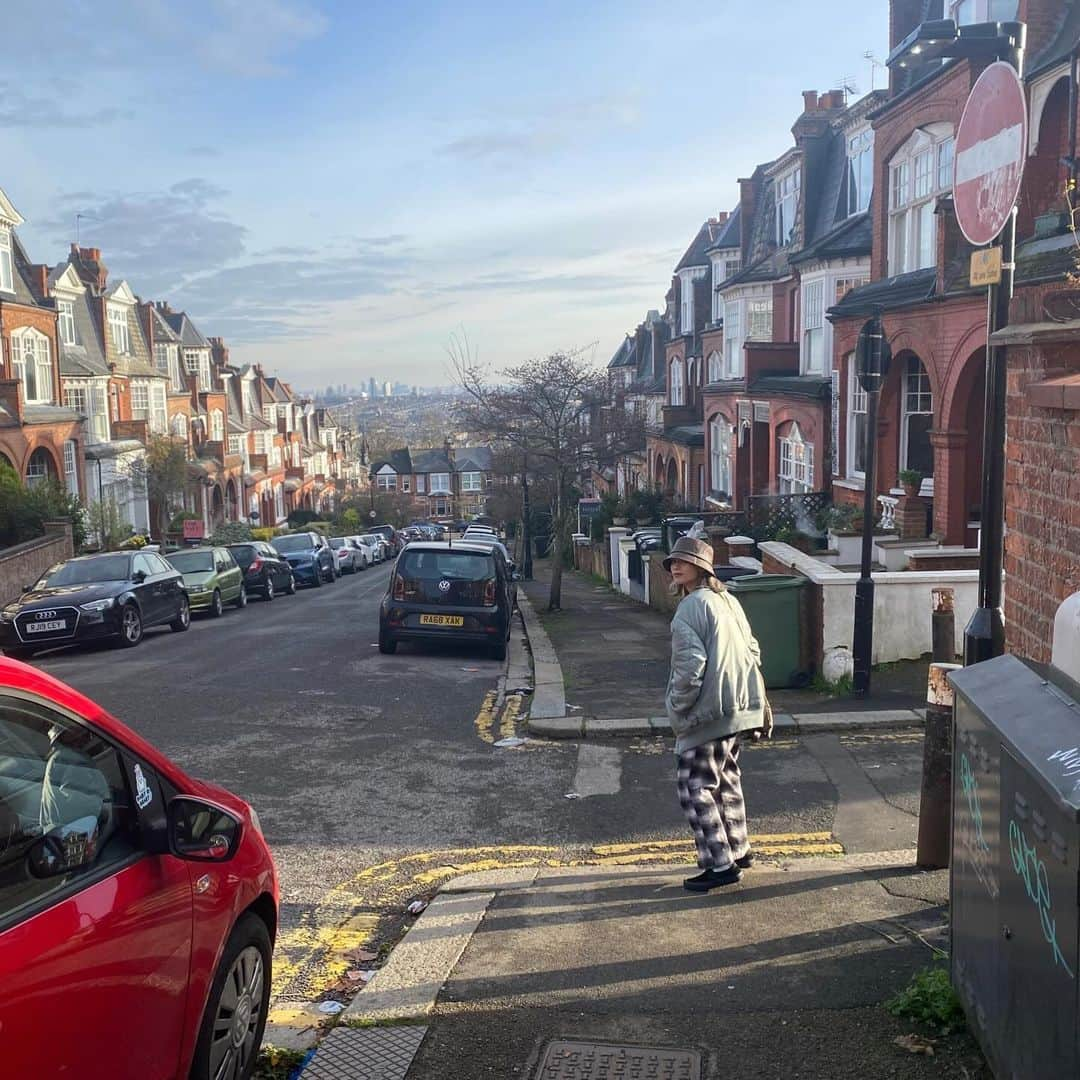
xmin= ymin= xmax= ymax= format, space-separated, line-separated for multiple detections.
xmin=29 ymin=562 xmax=920 ymax=1009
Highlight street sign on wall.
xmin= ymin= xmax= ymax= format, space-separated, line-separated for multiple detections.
xmin=953 ymin=61 xmax=1028 ymax=247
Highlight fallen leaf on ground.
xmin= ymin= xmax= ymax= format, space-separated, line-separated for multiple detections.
xmin=894 ymin=1034 xmax=935 ymax=1056
xmin=349 ymin=949 xmax=378 ymax=962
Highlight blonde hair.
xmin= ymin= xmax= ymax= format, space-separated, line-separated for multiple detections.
xmin=668 ymin=563 xmax=727 ymax=598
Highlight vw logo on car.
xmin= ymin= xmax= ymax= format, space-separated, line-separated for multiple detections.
xmin=438 ymin=579 xmax=452 ymax=593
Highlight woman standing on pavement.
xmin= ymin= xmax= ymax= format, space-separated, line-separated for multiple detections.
xmin=664 ymin=536 xmax=772 ymax=893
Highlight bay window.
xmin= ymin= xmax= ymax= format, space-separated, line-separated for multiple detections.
xmin=748 ymin=299 xmax=772 ymax=341
xmin=679 ymin=271 xmax=694 ymax=334
xmin=802 ymin=280 xmax=825 ymax=374
xmin=949 ymin=0 xmax=1018 ymax=23
xmin=710 ymin=416 xmax=733 ymax=497
xmin=210 ymin=409 xmax=224 ymax=442
xmin=12 ymin=328 xmax=52 ymax=404
xmin=228 ymin=435 xmax=243 ymax=456
xmin=430 ymin=472 xmax=451 ymax=493
xmin=888 ymin=125 xmax=954 ymax=276
xmin=377 ymin=472 xmax=396 ymax=491
xmin=64 ymin=439 xmax=79 ymax=496
xmin=723 ymin=299 xmax=742 ymax=378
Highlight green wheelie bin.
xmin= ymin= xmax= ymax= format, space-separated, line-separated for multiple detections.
xmin=727 ymin=575 xmax=807 ymax=688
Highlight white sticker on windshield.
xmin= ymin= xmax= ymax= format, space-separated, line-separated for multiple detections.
xmin=134 ymin=763 xmax=153 ymax=810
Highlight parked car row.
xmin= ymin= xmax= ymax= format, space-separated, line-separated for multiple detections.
xmin=0 ymin=530 xmax=394 ymax=659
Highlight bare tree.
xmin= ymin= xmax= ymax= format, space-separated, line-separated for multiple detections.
xmin=451 ymin=343 xmax=641 ymax=610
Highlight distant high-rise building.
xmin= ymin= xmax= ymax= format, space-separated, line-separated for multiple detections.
xmin=369 ymin=377 xmax=376 ymax=399
xmin=383 ymin=381 xmax=392 ymax=398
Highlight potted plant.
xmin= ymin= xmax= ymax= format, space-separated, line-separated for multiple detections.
xmin=899 ymin=469 xmax=923 ymax=498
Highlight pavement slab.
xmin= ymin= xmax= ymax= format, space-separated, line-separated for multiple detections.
xmin=404 ymin=862 xmax=983 ymax=1079
xmin=301 ymin=1024 xmax=427 ymax=1080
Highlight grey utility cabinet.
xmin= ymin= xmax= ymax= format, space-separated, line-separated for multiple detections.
xmin=950 ymin=655 xmax=1080 ymax=1079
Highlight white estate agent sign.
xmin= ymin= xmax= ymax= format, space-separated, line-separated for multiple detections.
xmin=953 ymin=60 xmax=1028 ymax=248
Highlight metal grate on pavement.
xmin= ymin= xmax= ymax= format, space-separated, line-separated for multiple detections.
xmin=534 ymin=1040 xmax=702 ymax=1080
xmin=300 ymin=1024 xmax=427 ymax=1080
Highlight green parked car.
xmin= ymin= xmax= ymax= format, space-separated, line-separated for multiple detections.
xmin=166 ymin=546 xmax=248 ymax=617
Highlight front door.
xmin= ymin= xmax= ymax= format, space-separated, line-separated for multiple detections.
xmin=0 ymin=693 xmax=193 ymax=1079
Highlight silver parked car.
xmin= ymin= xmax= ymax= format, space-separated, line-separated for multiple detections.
xmin=330 ymin=536 xmax=362 ymax=574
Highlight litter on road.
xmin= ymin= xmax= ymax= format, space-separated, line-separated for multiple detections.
xmin=318 ymin=1001 xmax=345 ymax=1015
xmin=494 ymin=737 xmax=527 ymax=748
xmin=406 ymin=900 xmax=428 ymax=915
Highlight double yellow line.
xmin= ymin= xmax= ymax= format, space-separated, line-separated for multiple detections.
xmin=474 ymin=689 xmax=525 ymax=744
xmin=270 ymin=832 xmax=841 ymax=1005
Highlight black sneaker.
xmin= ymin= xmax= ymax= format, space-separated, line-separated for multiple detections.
xmin=735 ymin=852 xmax=754 ymax=869
xmin=683 ymin=866 xmax=742 ymax=892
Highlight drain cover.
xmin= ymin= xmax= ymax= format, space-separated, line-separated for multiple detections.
xmin=301 ymin=1024 xmax=427 ymax=1080
xmin=535 ymin=1040 xmax=701 ymax=1079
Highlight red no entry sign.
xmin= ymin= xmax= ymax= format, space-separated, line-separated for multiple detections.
xmin=954 ymin=61 xmax=1028 ymax=247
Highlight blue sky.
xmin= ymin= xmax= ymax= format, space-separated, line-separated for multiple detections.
xmin=4 ymin=0 xmax=888 ymax=390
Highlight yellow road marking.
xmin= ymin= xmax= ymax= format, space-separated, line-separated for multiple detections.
xmin=473 ymin=690 xmax=498 ymax=744
xmin=271 ymin=833 xmax=843 ymax=1001
xmin=499 ymin=695 xmax=522 ymax=740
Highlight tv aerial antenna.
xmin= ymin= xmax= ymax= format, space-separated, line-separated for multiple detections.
xmin=864 ymin=51 xmax=887 ymax=92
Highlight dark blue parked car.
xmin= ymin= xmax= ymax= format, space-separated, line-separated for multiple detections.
xmin=270 ymin=532 xmax=337 ymax=587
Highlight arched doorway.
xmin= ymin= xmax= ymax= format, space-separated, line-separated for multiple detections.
xmin=665 ymin=458 xmax=678 ymax=496
xmin=0 ymin=450 xmax=14 ymax=473
xmin=654 ymin=454 xmax=665 ymax=489
xmin=211 ymin=484 xmax=225 ymax=529
xmin=25 ymin=447 xmax=59 ymax=487
xmin=226 ymin=479 xmax=239 ymax=522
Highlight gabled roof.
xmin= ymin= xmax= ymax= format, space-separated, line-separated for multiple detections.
xmin=370 ymin=448 xmax=413 ymax=475
xmin=1029 ymin=4 xmax=1080 ymax=77
xmin=704 ymin=206 xmax=742 ymax=254
xmin=0 ymin=188 xmax=24 ymax=229
xmin=57 ymin=286 xmax=109 ymax=378
xmin=674 ymin=218 xmax=731 ymax=272
xmin=608 ymin=336 xmax=635 ymax=369
xmin=162 ymin=309 xmax=210 ymax=348
xmin=410 ymin=448 xmax=453 ymax=474
xmin=149 ymin=304 xmax=182 ymax=343
xmin=455 ymin=446 xmax=493 ymax=472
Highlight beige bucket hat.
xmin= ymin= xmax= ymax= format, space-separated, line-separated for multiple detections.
xmin=662 ymin=536 xmax=717 ymax=577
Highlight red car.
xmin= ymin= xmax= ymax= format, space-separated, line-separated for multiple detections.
xmin=0 ymin=658 xmax=278 ymax=1080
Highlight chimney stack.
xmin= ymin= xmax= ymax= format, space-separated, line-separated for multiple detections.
xmin=802 ymin=90 xmax=819 ymax=113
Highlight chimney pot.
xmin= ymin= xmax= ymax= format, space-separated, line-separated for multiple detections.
xmin=802 ymin=90 xmax=819 ymax=112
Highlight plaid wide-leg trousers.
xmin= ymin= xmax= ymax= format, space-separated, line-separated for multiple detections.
xmin=676 ymin=736 xmax=749 ymax=871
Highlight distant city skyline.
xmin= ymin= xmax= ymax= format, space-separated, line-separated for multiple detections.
xmin=3 ymin=0 xmax=887 ymax=388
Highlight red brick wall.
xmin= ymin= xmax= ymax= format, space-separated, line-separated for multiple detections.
xmin=1003 ymin=279 xmax=1080 ymax=662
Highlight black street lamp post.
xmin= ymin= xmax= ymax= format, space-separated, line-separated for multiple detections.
xmin=852 ymin=312 xmax=891 ymax=698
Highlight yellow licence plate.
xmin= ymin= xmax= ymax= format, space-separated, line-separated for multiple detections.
xmin=420 ymin=614 xmax=464 ymax=627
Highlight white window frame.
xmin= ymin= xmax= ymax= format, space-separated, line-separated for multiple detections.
xmin=710 ymin=416 xmax=733 ymax=497
xmin=25 ymin=450 xmax=52 ymax=487
xmin=416 ymin=473 xmax=426 ymax=494
xmin=0 ymin=229 xmax=13 ymax=293
xmin=64 ymin=439 xmax=79 ymax=496
xmin=901 ymin=355 xmax=934 ymax=478
xmin=228 ymin=435 xmax=243 ymax=456
xmin=11 ymin=327 xmax=52 ymax=404
xmin=430 ymin=472 xmax=451 ymax=493
xmin=130 ymin=379 xmax=150 ymax=422
xmin=210 ymin=409 xmax=224 ymax=442
xmin=461 ymin=472 xmax=483 ymax=492
xmin=747 ymin=298 xmax=772 ymax=342
xmin=778 ymin=423 xmax=814 ymax=495
xmin=847 ymin=362 xmax=868 ymax=480
xmin=846 ymin=128 xmax=874 ymax=216
xmin=775 ymin=167 xmax=801 ymax=246
xmin=887 ymin=124 xmax=954 ymax=277
xmin=57 ymin=299 xmax=77 ymax=346
xmin=401 ymin=476 xmax=411 ymax=493
xmin=107 ymin=305 xmax=131 ymax=355
xmin=707 ymin=350 xmax=723 ymax=384
xmin=669 ymin=359 xmax=685 ymax=406
xmin=171 ymin=412 xmax=190 ymax=440
xmin=679 ymin=270 xmax=695 ymax=335
xmin=723 ymin=298 xmax=742 ymax=379
xmin=377 ymin=472 xmax=396 ymax=491
xmin=263 ymin=404 xmax=276 ymax=426
xmin=801 ymin=279 xmax=826 ymax=375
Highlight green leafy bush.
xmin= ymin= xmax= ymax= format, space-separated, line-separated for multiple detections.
xmin=0 ymin=462 xmax=87 ymax=551
xmin=287 ymin=509 xmax=319 ymax=527
xmin=887 ymin=966 xmax=966 ymax=1034
xmin=209 ymin=522 xmax=253 ymax=545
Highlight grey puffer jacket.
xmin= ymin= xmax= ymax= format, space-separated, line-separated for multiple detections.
xmin=665 ymin=586 xmax=766 ymax=755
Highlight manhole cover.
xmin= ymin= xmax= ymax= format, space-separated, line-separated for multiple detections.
xmin=534 ymin=1040 xmax=701 ymax=1079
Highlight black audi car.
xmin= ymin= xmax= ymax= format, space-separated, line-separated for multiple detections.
xmin=0 ymin=551 xmax=190 ymax=659
xmin=379 ymin=541 xmax=517 ymax=660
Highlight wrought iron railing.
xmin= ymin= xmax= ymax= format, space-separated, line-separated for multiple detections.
xmin=747 ymin=491 xmax=832 ymax=537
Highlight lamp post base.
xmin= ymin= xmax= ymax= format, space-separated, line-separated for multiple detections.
xmin=963 ymin=605 xmax=1005 ymax=666
xmin=852 ymin=576 xmax=875 ymax=697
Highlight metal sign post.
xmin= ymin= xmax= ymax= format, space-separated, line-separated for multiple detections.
xmin=955 ymin=55 xmax=1028 ymax=665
